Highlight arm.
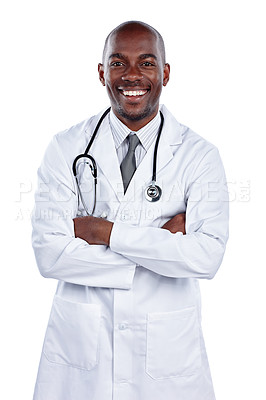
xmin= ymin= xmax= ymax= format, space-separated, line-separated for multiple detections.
xmin=109 ymin=147 xmax=229 ymax=279
xmin=73 ymin=212 xmax=186 ymax=245
xmin=161 ymin=213 xmax=186 ymax=234
xmin=32 ymin=136 xmax=136 ymax=289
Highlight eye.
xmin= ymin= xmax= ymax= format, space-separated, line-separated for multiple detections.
xmin=110 ymin=61 xmax=124 ymax=67
xmin=141 ymin=61 xmax=155 ymax=67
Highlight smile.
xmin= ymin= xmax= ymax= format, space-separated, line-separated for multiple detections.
xmin=120 ymin=89 xmax=148 ymax=97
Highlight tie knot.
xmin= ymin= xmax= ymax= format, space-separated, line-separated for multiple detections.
xmin=128 ymin=134 xmax=140 ymax=152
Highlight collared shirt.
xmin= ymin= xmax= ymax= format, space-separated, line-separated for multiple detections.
xmin=109 ymin=109 xmax=161 ymax=167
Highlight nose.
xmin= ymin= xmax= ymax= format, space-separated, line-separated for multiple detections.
xmin=121 ymin=64 xmax=143 ymax=82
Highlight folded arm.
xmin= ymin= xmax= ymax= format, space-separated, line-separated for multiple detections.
xmin=110 ymin=147 xmax=229 ymax=279
xmin=73 ymin=212 xmax=186 ymax=244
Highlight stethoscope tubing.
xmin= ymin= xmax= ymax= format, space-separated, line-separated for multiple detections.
xmin=72 ymin=107 xmax=164 ymax=214
xmin=84 ymin=107 xmax=112 ymax=155
xmin=152 ymin=111 xmax=164 ymax=182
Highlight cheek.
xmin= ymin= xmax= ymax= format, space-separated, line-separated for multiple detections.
xmin=149 ymin=73 xmax=164 ymax=90
xmin=105 ymin=82 xmax=121 ymax=105
xmin=151 ymin=81 xmax=164 ymax=97
xmin=104 ymin=76 xmax=115 ymax=93
xmin=104 ymin=74 xmax=119 ymax=93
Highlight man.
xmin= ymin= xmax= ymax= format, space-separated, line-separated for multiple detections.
xmin=32 ymin=21 xmax=229 ymax=400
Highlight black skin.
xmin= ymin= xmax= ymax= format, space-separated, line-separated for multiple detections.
xmin=98 ymin=22 xmax=170 ymax=131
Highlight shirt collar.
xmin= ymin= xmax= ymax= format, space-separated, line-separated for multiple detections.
xmin=109 ymin=109 xmax=161 ymax=151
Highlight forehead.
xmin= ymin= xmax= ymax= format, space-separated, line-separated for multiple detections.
xmin=105 ymin=26 xmax=162 ymax=60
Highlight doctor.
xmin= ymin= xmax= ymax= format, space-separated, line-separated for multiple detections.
xmin=32 ymin=21 xmax=229 ymax=400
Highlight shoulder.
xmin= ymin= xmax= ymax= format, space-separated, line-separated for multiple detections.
xmin=161 ymin=104 xmax=219 ymax=157
xmin=161 ymin=105 xmax=225 ymax=181
xmin=54 ymin=115 xmax=94 ymax=150
xmin=45 ymin=109 xmax=109 ymax=166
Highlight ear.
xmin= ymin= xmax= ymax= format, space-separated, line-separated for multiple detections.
xmin=98 ymin=63 xmax=105 ymax=86
xmin=163 ymin=63 xmax=170 ymax=87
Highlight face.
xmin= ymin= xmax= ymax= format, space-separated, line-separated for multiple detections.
xmin=98 ymin=26 xmax=170 ymax=130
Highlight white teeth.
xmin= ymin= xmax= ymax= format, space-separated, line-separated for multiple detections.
xmin=122 ymin=90 xmax=146 ymax=96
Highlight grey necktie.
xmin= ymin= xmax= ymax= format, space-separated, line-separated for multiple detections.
xmin=120 ymin=134 xmax=140 ymax=193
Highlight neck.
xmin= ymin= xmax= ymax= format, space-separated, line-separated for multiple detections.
xmin=113 ymin=107 xmax=159 ymax=131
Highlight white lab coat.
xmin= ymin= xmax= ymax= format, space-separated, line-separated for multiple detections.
xmin=32 ymin=105 xmax=229 ymax=400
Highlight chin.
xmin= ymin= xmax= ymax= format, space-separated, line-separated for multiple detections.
xmin=117 ymin=105 xmax=155 ymax=122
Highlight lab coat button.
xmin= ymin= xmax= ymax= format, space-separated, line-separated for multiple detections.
xmin=118 ymin=323 xmax=127 ymax=330
xmin=121 ymin=212 xmax=129 ymax=221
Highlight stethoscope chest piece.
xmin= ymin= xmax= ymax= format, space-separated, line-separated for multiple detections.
xmin=145 ymin=183 xmax=162 ymax=202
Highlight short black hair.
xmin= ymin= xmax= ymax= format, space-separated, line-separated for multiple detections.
xmin=102 ymin=21 xmax=166 ymax=65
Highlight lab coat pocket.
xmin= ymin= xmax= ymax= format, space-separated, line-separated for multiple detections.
xmin=146 ymin=307 xmax=201 ymax=379
xmin=43 ymin=295 xmax=101 ymax=370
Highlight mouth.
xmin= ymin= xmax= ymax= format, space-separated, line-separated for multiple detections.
xmin=121 ymin=89 xmax=148 ymax=97
xmin=118 ymin=88 xmax=150 ymax=99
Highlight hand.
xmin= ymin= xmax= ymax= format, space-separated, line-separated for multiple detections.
xmin=161 ymin=212 xmax=186 ymax=234
xmin=73 ymin=216 xmax=113 ymax=245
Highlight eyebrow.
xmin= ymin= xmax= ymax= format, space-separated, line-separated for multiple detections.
xmin=109 ymin=53 xmax=126 ymax=60
xmin=139 ymin=53 xmax=157 ymax=60
xmin=109 ymin=53 xmax=158 ymax=61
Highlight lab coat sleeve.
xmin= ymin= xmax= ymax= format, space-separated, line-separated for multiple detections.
xmin=32 ymin=136 xmax=136 ymax=289
xmin=110 ymin=147 xmax=229 ymax=279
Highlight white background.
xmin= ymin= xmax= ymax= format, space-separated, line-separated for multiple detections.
xmin=1 ymin=0 xmax=265 ymax=398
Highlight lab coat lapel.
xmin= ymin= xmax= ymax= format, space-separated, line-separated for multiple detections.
xmin=86 ymin=113 xmax=124 ymax=202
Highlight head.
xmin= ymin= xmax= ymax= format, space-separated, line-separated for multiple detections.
xmin=98 ymin=21 xmax=170 ymax=130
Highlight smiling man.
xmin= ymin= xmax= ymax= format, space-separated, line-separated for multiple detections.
xmin=98 ymin=23 xmax=170 ymax=129
xmin=32 ymin=21 xmax=229 ymax=400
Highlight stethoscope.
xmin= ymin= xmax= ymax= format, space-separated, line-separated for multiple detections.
xmin=72 ymin=107 xmax=164 ymax=216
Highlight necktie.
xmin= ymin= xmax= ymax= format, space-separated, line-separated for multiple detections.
xmin=120 ymin=134 xmax=140 ymax=193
